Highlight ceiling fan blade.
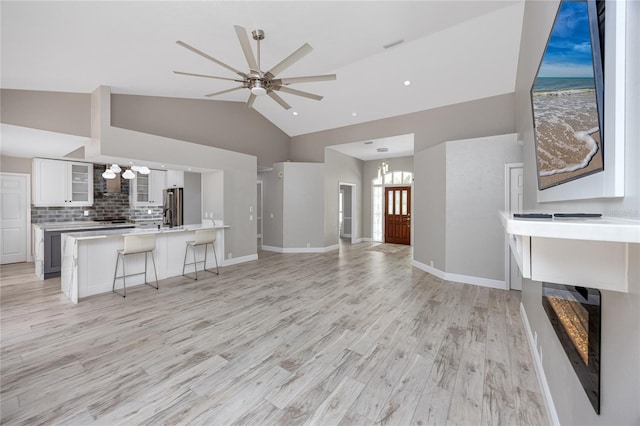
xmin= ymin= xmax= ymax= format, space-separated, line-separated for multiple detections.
xmin=176 ymin=40 xmax=245 ymax=77
xmin=274 ymin=74 xmax=337 ymax=85
xmin=246 ymin=94 xmax=256 ymax=109
xmin=204 ymin=86 xmax=245 ymax=97
xmin=173 ymin=71 xmax=243 ymax=82
xmin=273 ymin=85 xmax=323 ymax=101
xmin=267 ymin=43 xmax=313 ymax=77
xmin=234 ymin=25 xmax=259 ymax=71
xmin=267 ymin=91 xmax=292 ymax=110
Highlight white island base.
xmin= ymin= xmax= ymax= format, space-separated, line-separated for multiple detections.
xmin=61 ymin=225 xmax=227 ymax=303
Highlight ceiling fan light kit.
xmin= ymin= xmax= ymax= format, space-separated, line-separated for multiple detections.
xmin=175 ymin=25 xmax=336 ymax=110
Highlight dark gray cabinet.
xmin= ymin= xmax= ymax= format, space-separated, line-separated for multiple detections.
xmin=43 ymin=226 xmax=135 ymax=279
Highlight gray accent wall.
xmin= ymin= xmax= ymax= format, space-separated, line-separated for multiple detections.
xmin=0 ymin=155 xmax=31 ymax=173
xmin=183 ymin=171 xmax=201 ymax=225
xmin=290 ymin=93 xmax=516 ymax=163
xmin=413 ymin=144 xmax=446 ymax=271
xmin=0 ymin=89 xmax=91 ymax=136
xmin=515 ymin=1 xmax=640 ymax=424
xmin=444 ymin=134 xmax=521 ymax=281
xmin=283 ymin=162 xmax=325 ymax=249
xmin=110 ymin=94 xmax=290 ymax=169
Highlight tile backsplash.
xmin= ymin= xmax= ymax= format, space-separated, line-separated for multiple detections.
xmin=31 ymin=164 xmax=163 ymax=223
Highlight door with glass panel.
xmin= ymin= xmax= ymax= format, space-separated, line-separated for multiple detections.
xmin=384 ymin=186 xmax=411 ymax=245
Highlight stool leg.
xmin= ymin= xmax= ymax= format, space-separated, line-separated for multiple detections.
xmin=212 ymin=242 xmax=220 ymax=275
xmin=122 ymin=254 xmax=127 ymax=298
xmin=182 ymin=244 xmax=189 ymax=277
xmin=112 ymin=252 xmax=123 ymax=296
xmin=147 ymin=251 xmax=159 ymax=290
xmin=193 ymin=243 xmax=199 ymax=281
xmin=204 ymin=244 xmax=209 ymax=272
xmin=152 ymin=251 xmax=159 ymax=289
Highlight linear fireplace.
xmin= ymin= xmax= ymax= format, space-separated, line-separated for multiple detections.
xmin=542 ymin=282 xmax=601 ymax=414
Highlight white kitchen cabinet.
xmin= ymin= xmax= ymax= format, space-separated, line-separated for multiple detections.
xmin=131 ymin=169 xmax=166 ymax=206
xmin=32 ymin=158 xmax=93 ymax=207
xmin=166 ymin=170 xmax=184 ymax=188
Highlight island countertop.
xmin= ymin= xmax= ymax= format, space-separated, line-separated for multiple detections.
xmin=63 ymin=224 xmax=229 ymax=241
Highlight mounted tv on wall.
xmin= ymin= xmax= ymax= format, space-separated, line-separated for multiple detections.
xmin=531 ymin=0 xmax=605 ymax=191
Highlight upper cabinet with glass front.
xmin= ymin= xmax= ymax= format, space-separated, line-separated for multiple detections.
xmin=32 ymin=158 xmax=93 ymax=207
xmin=130 ymin=170 xmax=166 ymax=206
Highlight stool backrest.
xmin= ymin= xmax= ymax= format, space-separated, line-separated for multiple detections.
xmin=123 ymin=234 xmax=156 ymax=254
xmin=194 ymin=229 xmax=216 ymax=245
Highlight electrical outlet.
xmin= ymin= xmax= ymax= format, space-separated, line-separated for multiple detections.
xmin=306 ymin=243 xmax=310 ymax=248
xmin=430 ymin=260 xmax=434 ymax=267
xmin=83 ymin=210 xmax=89 ymax=216
xmin=147 ymin=209 xmax=151 ymax=214
xmin=249 ymin=215 xmax=253 ymax=221
xmin=270 ymin=213 xmax=274 ymax=219
xmin=228 ymin=253 xmax=232 ymax=259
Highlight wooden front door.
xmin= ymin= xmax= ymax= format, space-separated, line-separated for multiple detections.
xmin=384 ymin=186 xmax=411 ymax=245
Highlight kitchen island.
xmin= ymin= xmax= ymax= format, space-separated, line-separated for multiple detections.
xmin=61 ymin=224 xmax=227 ymax=303
xmin=33 ymin=222 xmax=137 ymax=280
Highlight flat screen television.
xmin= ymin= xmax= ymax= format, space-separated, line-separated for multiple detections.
xmin=531 ymin=0 xmax=605 ymax=191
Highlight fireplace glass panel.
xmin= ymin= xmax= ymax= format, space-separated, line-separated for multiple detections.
xmin=542 ymin=282 xmax=601 ymax=414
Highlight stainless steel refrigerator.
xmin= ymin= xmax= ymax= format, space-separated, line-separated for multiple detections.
xmin=163 ymin=188 xmax=183 ymax=228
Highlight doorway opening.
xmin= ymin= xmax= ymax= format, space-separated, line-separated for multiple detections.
xmin=338 ymin=183 xmax=356 ymax=244
xmin=372 ymin=170 xmax=413 ymax=244
xmin=256 ymin=180 xmax=263 ymax=248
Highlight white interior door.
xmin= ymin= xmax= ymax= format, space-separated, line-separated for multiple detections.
xmin=505 ymin=164 xmax=524 ymax=290
xmin=1 ymin=173 xmax=30 ymax=264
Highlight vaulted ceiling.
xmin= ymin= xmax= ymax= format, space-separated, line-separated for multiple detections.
xmin=1 ymin=1 xmax=525 ymax=141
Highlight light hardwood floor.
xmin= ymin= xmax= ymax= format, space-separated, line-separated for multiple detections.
xmin=0 ymin=242 xmax=548 ymax=425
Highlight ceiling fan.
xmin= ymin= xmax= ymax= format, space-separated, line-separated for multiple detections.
xmin=174 ymin=26 xmax=336 ymax=110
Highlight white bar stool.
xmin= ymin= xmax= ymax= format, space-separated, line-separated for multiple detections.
xmin=182 ymin=229 xmax=219 ymax=280
xmin=112 ymin=234 xmax=159 ymax=297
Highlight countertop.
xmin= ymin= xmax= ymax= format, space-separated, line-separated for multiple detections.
xmin=33 ymin=221 xmax=136 ymax=231
xmin=62 ymin=224 xmax=229 ymax=241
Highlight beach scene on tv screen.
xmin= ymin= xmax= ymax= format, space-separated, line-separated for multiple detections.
xmin=532 ymin=0 xmax=603 ymax=190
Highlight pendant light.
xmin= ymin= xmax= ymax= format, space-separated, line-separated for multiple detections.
xmin=102 ymin=167 xmax=116 ymax=179
xmin=122 ymin=169 xmax=136 ymax=179
xmin=110 ymin=164 xmax=122 ymax=173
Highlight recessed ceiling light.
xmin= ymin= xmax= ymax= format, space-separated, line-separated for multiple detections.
xmin=377 ymin=147 xmax=389 ymax=153
xmin=188 ymin=168 xmax=192 ymax=171
xmin=161 ymin=165 xmax=166 ymax=168
xmin=352 ymin=112 xmax=357 ymax=117
xmin=364 ymin=141 xmax=373 ymax=145
xmin=292 ymin=111 xmax=298 ymax=116
xmin=404 ymin=80 xmax=411 ymax=86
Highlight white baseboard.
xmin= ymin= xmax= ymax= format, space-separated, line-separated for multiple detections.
xmin=341 ymin=233 xmax=352 ymax=238
xmin=412 ymin=260 xmax=506 ymax=289
xmin=222 ymin=253 xmax=258 ymax=266
xmin=520 ymin=302 xmax=560 ymax=426
xmin=261 ymin=245 xmax=339 ymax=254
xmin=352 ymin=238 xmax=364 ymax=244
xmin=361 ymin=237 xmax=373 ymax=242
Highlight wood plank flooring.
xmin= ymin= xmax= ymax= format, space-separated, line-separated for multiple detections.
xmin=0 ymin=242 xmax=548 ymax=425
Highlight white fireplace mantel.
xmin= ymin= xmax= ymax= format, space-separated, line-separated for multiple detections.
xmin=500 ymin=212 xmax=640 ymax=293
